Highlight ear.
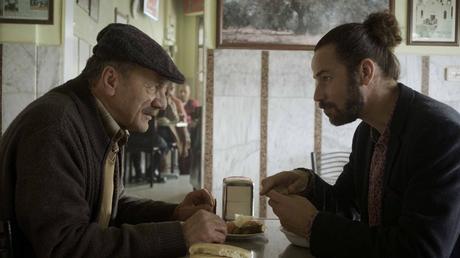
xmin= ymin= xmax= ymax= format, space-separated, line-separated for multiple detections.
xmin=359 ymin=58 xmax=375 ymax=86
xmin=99 ymin=65 xmax=121 ymax=96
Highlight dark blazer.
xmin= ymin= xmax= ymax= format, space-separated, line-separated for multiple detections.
xmin=307 ymin=83 xmax=460 ymax=258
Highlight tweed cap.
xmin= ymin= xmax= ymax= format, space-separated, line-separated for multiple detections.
xmin=93 ymin=23 xmax=184 ymax=84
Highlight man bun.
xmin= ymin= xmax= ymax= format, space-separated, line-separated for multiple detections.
xmin=363 ymin=11 xmax=402 ymax=50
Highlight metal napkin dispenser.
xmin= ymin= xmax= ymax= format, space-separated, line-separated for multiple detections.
xmin=222 ymin=177 xmax=254 ymax=221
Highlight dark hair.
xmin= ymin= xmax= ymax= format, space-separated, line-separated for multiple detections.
xmin=81 ymin=55 xmax=136 ymax=84
xmin=315 ymin=11 xmax=402 ymax=80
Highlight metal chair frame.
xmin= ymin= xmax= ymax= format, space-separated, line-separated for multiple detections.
xmin=310 ymin=151 xmax=350 ymax=184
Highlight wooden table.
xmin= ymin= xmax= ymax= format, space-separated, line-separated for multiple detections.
xmin=185 ymin=219 xmax=315 ymax=258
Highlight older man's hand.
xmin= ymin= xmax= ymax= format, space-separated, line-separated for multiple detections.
xmin=173 ymin=189 xmax=216 ymax=221
xmin=266 ymin=190 xmax=318 ymax=238
xmin=182 ymin=210 xmax=227 ymax=248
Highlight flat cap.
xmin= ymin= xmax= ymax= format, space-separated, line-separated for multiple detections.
xmin=93 ymin=23 xmax=185 ymax=84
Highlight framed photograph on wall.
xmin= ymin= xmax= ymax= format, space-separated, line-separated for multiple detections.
xmin=217 ymin=0 xmax=394 ymax=50
xmin=144 ymin=0 xmax=159 ymax=21
xmin=408 ymin=0 xmax=459 ymax=46
xmin=89 ymin=0 xmax=99 ymax=21
xmin=0 ymin=0 xmax=54 ymax=24
xmin=77 ymin=0 xmax=89 ymax=13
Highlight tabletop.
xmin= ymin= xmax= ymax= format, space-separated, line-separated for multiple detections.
xmin=185 ymin=219 xmax=315 ymax=258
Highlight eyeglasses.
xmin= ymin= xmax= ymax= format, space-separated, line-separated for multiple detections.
xmin=143 ymin=80 xmax=166 ymax=95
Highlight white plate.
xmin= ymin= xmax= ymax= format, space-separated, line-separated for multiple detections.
xmin=279 ymin=227 xmax=310 ymax=248
xmin=226 ymin=232 xmax=265 ymax=240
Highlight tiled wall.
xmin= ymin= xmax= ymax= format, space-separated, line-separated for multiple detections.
xmin=212 ymin=49 xmax=262 ymax=216
xmin=1 ymin=36 xmax=90 ymax=134
xmin=2 ymin=43 xmax=63 ymax=133
xmin=210 ymin=49 xmax=460 ymax=217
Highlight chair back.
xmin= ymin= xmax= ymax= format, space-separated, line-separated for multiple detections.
xmin=310 ymin=151 xmax=350 ymax=184
xmin=0 ymin=220 xmax=13 ymax=258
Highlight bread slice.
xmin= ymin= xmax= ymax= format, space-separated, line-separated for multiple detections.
xmin=189 ymin=243 xmax=251 ymax=258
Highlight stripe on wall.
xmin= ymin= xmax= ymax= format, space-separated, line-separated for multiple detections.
xmin=421 ymin=56 xmax=430 ymax=96
xmin=259 ymin=51 xmax=269 ymax=217
xmin=314 ymin=103 xmax=322 ymax=154
xmin=204 ymin=49 xmax=214 ymax=192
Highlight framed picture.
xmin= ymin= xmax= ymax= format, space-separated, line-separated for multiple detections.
xmin=0 ymin=0 xmax=53 ymax=24
xmin=143 ymin=0 xmax=159 ymax=21
xmin=89 ymin=0 xmax=99 ymax=21
xmin=114 ymin=8 xmax=128 ymax=24
xmin=408 ymin=0 xmax=459 ymax=46
xmin=77 ymin=0 xmax=89 ymax=13
xmin=217 ymin=0 xmax=394 ymax=50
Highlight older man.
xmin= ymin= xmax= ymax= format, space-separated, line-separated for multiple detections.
xmin=0 ymin=24 xmax=226 ymax=257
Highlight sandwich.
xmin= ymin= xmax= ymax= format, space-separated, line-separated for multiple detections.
xmin=226 ymin=214 xmax=264 ymax=234
xmin=189 ymin=243 xmax=251 ymax=258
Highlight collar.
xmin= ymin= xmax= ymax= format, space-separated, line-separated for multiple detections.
xmin=94 ymin=98 xmax=129 ymax=146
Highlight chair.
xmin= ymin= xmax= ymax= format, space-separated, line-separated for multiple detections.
xmin=310 ymin=151 xmax=350 ymax=185
xmin=0 ymin=220 xmax=13 ymax=258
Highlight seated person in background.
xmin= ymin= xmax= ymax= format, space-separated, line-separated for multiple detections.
xmin=126 ymin=117 xmax=168 ymax=183
xmin=176 ymin=83 xmax=200 ymax=127
xmin=0 ymin=23 xmax=226 ymax=257
xmin=157 ymin=83 xmax=191 ymax=171
xmin=261 ymin=12 xmax=460 ymax=258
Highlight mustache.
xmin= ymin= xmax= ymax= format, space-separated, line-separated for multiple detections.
xmin=142 ymin=107 xmax=160 ymax=116
xmin=319 ymin=101 xmax=336 ymax=110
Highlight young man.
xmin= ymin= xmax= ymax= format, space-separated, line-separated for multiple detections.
xmin=0 ymin=24 xmax=226 ymax=257
xmin=261 ymin=12 xmax=460 ymax=258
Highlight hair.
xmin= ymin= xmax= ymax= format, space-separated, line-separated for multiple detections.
xmin=315 ymin=11 xmax=402 ymax=80
xmin=81 ymin=55 xmax=137 ymax=84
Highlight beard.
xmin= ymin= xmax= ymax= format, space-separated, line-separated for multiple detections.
xmin=320 ymin=73 xmax=363 ymax=126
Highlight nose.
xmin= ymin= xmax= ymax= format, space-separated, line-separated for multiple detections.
xmin=151 ymin=87 xmax=167 ymax=110
xmin=313 ymin=85 xmax=322 ymax=103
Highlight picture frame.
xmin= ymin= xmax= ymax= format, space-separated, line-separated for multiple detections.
xmin=217 ymin=0 xmax=394 ymax=50
xmin=407 ymin=0 xmax=459 ymax=46
xmin=89 ymin=0 xmax=99 ymax=21
xmin=143 ymin=0 xmax=159 ymax=21
xmin=77 ymin=0 xmax=89 ymax=13
xmin=0 ymin=0 xmax=54 ymax=24
xmin=114 ymin=8 xmax=129 ymax=24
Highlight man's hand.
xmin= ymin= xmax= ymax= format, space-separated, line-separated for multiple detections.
xmin=266 ymin=190 xmax=318 ymax=238
xmin=260 ymin=170 xmax=310 ymax=195
xmin=173 ymin=189 xmax=216 ymax=221
xmin=182 ymin=210 xmax=227 ymax=247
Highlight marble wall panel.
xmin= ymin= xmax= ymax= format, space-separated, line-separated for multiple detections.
xmin=213 ymin=49 xmax=261 ymax=97
xmin=37 ymin=46 xmax=63 ymax=97
xmin=212 ymin=141 xmax=261 ymax=217
xmin=2 ymin=92 xmax=35 ymax=132
xmin=213 ymin=49 xmax=262 ymax=215
xmin=213 ymin=96 xmax=261 ymax=150
xmin=78 ymin=39 xmax=91 ymax=74
xmin=267 ymin=98 xmax=315 ymax=175
xmin=3 ymin=43 xmax=36 ymax=94
xmin=268 ymin=51 xmax=314 ymax=98
xmin=429 ymin=55 xmax=460 ymax=111
xmin=397 ymin=54 xmax=422 ymax=92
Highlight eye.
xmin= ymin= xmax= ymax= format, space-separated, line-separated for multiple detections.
xmin=321 ymin=75 xmax=332 ymax=82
